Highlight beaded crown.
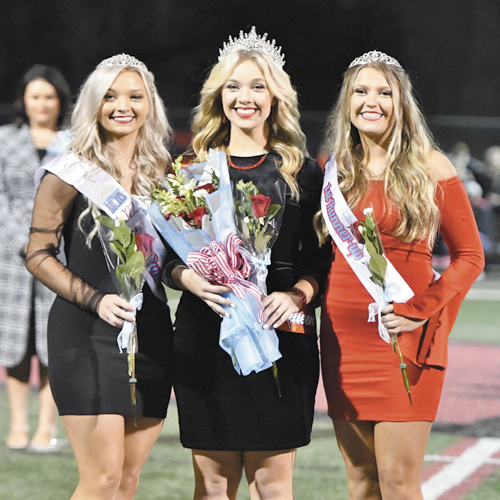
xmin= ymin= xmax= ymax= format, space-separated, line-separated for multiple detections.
xmin=96 ymin=53 xmax=148 ymax=72
xmin=349 ymin=50 xmax=401 ymax=69
xmin=218 ymin=26 xmax=285 ymax=68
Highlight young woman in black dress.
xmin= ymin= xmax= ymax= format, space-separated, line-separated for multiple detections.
xmin=26 ymin=55 xmax=173 ymax=500
xmin=163 ymin=28 xmax=330 ymax=500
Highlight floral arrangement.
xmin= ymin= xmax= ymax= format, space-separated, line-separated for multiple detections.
xmin=147 ymin=150 xmax=282 ymax=380
xmin=359 ymin=208 xmax=412 ymax=406
xmin=152 ymin=156 xmax=218 ymax=230
xmin=97 ymin=215 xmax=154 ymax=418
xmin=234 ymin=180 xmax=282 ymax=255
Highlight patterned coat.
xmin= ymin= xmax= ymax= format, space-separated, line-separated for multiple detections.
xmin=0 ymin=124 xmax=58 ymax=367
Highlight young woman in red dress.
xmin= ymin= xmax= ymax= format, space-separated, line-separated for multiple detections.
xmin=318 ymin=51 xmax=484 ymax=500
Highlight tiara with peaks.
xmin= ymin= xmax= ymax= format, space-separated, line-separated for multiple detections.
xmin=349 ymin=50 xmax=401 ymax=69
xmin=218 ymin=26 xmax=285 ymax=68
xmin=96 ymin=53 xmax=148 ymax=71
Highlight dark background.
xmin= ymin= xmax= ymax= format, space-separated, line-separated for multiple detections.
xmin=1 ymin=0 xmax=500 ymax=157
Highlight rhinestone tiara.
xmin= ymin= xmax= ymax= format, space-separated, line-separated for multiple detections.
xmin=96 ymin=53 xmax=148 ymax=71
xmin=218 ymin=26 xmax=285 ymax=68
xmin=349 ymin=50 xmax=401 ymax=69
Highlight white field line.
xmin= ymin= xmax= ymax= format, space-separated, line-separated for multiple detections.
xmin=425 ymin=454 xmax=500 ymax=465
xmin=422 ymin=438 xmax=500 ymax=500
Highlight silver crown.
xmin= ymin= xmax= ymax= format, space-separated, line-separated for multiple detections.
xmin=96 ymin=53 xmax=148 ymax=71
xmin=349 ymin=50 xmax=402 ymax=69
xmin=218 ymin=26 xmax=285 ymax=68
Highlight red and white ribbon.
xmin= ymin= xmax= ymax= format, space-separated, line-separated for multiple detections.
xmin=187 ymin=233 xmax=265 ymax=321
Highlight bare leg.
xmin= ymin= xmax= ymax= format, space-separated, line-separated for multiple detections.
xmin=192 ymin=450 xmax=243 ymax=500
xmin=374 ymin=421 xmax=431 ymax=500
xmin=333 ymin=421 xmax=381 ymax=500
xmin=62 ymin=414 xmax=125 ymax=500
xmin=244 ymin=449 xmax=296 ymax=500
xmin=5 ymin=376 xmax=30 ymax=448
xmin=116 ymin=416 xmax=164 ymax=500
xmin=30 ymin=372 xmax=57 ymax=446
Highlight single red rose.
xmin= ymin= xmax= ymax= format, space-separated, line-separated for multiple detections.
xmin=135 ymin=232 xmax=155 ymax=257
xmin=250 ymin=194 xmax=271 ymax=218
xmin=196 ymin=183 xmax=215 ymax=194
xmin=188 ymin=206 xmax=207 ymax=229
xmin=163 ymin=212 xmax=171 ymax=221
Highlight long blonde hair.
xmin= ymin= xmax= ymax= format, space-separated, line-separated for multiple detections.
xmin=317 ymin=60 xmax=440 ymax=246
xmin=191 ymin=49 xmax=307 ymax=199
xmin=70 ymin=62 xmax=171 ymax=243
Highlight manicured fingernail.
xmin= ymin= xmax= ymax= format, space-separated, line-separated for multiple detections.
xmin=230 ymin=303 xmax=236 ymax=308
xmin=263 ymin=324 xmax=268 ymax=329
xmin=273 ymin=323 xmax=279 ymax=328
xmin=225 ymin=313 xmax=230 ymax=318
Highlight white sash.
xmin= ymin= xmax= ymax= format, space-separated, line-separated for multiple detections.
xmin=36 ymin=152 xmax=166 ymax=301
xmin=321 ymin=157 xmax=414 ymax=342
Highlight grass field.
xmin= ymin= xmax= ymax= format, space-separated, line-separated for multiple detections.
xmin=0 ymin=293 xmax=498 ymax=499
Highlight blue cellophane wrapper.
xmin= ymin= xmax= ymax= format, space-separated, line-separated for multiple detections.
xmin=147 ymin=150 xmax=281 ymax=375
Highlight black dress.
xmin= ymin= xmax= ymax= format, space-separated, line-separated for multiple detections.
xmin=46 ymin=193 xmax=174 ymax=417
xmin=164 ymin=153 xmax=331 ymax=450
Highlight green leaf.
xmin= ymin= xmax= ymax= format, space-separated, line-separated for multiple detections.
xmin=110 ymin=240 xmax=126 ymax=262
xmin=114 ymin=220 xmax=132 ymax=248
xmin=265 ymin=204 xmax=281 ymax=220
xmin=126 ymin=234 xmax=137 ymax=259
xmin=96 ymin=215 xmax=115 ymax=230
xmin=364 ymin=214 xmax=375 ymax=230
xmin=125 ymin=251 xmax=146 ymax=288
xmin=365 ymin=236 xmax=378 ymax=257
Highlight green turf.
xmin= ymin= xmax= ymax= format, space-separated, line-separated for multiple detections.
xmin=449 ymin=300 xmax=500 ymax=344
xmin=0 ymin=389 xmax=467 ymax=499
xmin=463 ymin=466 xmax=500 ymax=500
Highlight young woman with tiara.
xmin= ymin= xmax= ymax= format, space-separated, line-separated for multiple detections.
xmin=163 ymin=27 xmax=330 ymax=499
xmin=318 ymin=51 xmax=484 ymax=499
xmin=26 ymin=54 xmax=173 ymax=500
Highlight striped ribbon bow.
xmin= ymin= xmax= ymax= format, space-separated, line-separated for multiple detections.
xmin=187 ymin=233 xmax=265 ymax=321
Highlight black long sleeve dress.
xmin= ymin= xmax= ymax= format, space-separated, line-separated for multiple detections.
xmin=28 ymin=173 xmax=173 ymax=418
xmin=164 ymin=153 xmax=331 ymax=450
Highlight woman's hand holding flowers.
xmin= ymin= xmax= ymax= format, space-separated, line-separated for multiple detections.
xmin=381 ymin=304 xmax=428 ymax=334
xmin=262 ymin=292 xmax=302 ymax=330
xmin=98 ymin=294 xmax=136 ymax=327
xmin=173 ymin=265 xmax=235 ymax=317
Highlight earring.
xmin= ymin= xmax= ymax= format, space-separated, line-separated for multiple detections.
xmin=222 ymin=114 xmax=227 ymax=124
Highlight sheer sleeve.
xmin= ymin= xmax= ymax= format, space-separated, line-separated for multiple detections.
xmin=26 ymin=172 xmax=105 ymax=313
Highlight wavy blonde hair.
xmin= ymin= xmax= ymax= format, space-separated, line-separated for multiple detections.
xmin=69 ymin=62 xmax=171 ymax=243
xmin=191 ymin=49 xmax=307 ymax=199
xmin=317 ymin=60 xmax=440 ymax=246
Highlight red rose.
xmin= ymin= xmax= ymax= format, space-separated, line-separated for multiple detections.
xmin=135 ymin=232 xmax=155 ymax=257
xmin=250 ymin=194 xmax=271 ymax=218
xmin=188 ymin=206 xmax=207 ymax=229
xmin=196 ymin=183 xmax=215 ymax=194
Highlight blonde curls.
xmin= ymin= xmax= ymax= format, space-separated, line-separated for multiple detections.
xmin=318 ymin=61 xmax=440 ymax=246
xmin=191 ymin=50 xmax=307 ymax=199
xmin=69 ymin=63 xmax=171 ymax=244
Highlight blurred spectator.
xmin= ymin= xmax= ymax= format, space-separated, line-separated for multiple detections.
xmin=463 ymin=179 xmax=494 ymax=254
xmin=448 ymin=142 xmax=493 ymax=195
xmin=0 ymin=65 xmax=71 ymax=452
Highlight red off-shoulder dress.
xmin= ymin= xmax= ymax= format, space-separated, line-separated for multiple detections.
xmin=320 ymin=177 xmax=484 ymax=421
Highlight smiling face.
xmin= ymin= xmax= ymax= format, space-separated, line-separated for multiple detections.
xmin=350 ymin=67 xmax=395 ymax=143
xmin=97 ymin=70 xmax=150 ymax=142
xmin=24 ymin=79 xmax=60 ymax=129
xmin=221 ymin=59 xmax=273 ymax=138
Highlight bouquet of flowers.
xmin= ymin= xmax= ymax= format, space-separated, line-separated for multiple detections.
xmin=97 ymin=214 xmax=156 ymax=417
xmin=148 ymin=150 xmax=282 ymax=378
xmin=359 ymin=207 xmax=412 ymax=405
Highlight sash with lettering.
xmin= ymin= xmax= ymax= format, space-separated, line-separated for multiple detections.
xmin=35 ymin=152 xmax=166 ymax=301
xmin=321 ymin=157 xmax=414 ymax=343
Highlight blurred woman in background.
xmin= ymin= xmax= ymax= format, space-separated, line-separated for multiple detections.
xmin=0 ymin=65 xmax=71 ymax=451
